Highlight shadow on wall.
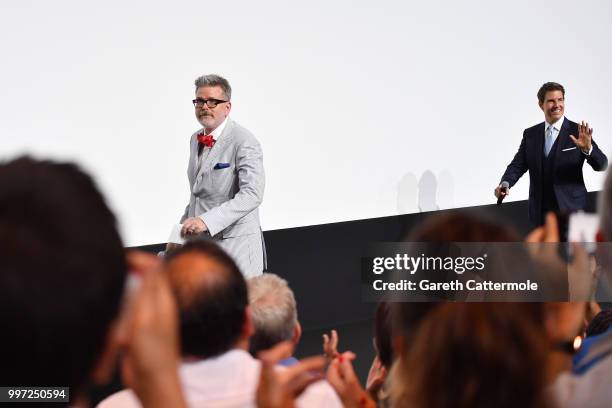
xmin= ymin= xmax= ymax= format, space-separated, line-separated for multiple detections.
xmin=397 ymin=170 xmax=455 ymax=214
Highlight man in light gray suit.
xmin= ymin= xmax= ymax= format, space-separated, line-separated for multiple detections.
xmin=179 ymin=74 xmax=265 ymax=277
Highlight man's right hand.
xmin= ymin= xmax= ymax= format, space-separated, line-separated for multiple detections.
xmin=327 ymin=353 xmax=377 ymax=408
xmin=322 ymin=329 xmax=339 ymax=362
xmin=165 ymin=242 xmax=182 ymax=255
xmin=494 ymin=184 xmax=509 ymax=199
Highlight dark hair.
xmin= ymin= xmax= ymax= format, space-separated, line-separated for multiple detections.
xmin=374 ymin=302 xmax=393 ymax=368
xmin=406 ymin=212 xmax=521 ymax=242
xmin=0 ymin=157 xmax=126 ymax=395
xmin=391 ymin=302 xmax=440 ymax=345
xmin=537 ymin=82 xmax=565 ymax=105
xmin=165 ymin=239 xmax=247 ymax=358
xmin=402 ymin=212 xmax=526 ymax=301
xmin=391 ymin=303 xmax=552 ymax=408
xmin=391 ymin=302 xmax=545 ymax=358
xmin=393 ymin=213 xmax=522 ymax=338
xmin=586 ymin=310 xmax=612 ymax=337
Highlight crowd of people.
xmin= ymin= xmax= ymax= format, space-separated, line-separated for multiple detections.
xmin=2 ymin=155 xmax=612 ymax=407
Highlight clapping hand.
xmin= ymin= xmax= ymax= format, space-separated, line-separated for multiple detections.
xmin=327 ymin=353 xmax=377 ymax=408
xmin=569 ymin=121 xmax=593 ymax=153
xmin=256 ymin=341 xmax=326 ymax=408
xmin=525 ymin=213 xmax=594 ymax=301
xmin=365 ymin=356 xmax=387 ymax=400
xmin=117 ymin=251 xmax=187 ymax=408
xmin=322 ymin=329 xmax=339 ymax=361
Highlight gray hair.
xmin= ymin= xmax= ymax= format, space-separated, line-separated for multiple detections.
xmin=194 ymin=74 xmax=232 ymax=100
xmin=599 ymin=170 xmax=612 ymax=240
xmin=247 ymin=273 xmax=298 ymax=354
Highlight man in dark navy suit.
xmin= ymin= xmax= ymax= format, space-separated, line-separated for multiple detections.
xmin=495 ymin=82 xmax=608 ymax=226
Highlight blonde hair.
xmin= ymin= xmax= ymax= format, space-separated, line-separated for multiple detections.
xmin=247 ymin=273 xmax=297 ymax=353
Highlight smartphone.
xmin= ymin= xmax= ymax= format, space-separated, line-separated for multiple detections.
xmin=568 ymin=211 xmax=599 ymax=253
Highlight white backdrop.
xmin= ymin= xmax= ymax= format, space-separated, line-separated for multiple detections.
xmin=1 ymin=0 xmax=610 ymax=245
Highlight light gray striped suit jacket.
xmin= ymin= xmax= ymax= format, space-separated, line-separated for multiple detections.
xmin=181 ymin=118 xmax=265 ymax=278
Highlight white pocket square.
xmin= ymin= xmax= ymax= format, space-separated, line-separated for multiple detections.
xmin=562 ymin=147 xmax=577 ymax=152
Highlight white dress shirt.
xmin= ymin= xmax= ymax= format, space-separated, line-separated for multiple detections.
xmin=544 ymin=116 xmax=564 ymax=149
xmin=197 ymin=116 xmax=229 ymax=167
xmin=97 ymin=349 xmax=342 ymax=408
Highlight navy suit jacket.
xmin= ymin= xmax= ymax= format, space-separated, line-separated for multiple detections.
xmin=501 ymin=118 xmax=607 ymax=226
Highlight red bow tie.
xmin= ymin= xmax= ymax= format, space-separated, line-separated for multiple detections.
xmin=197 ymin=133 xmax=216 ymax=148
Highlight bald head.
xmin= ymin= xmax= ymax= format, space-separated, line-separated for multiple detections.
xmin=167 ymin=251 xmax=231 ymax=308
xmin=165 ymin=240 xmax=248 ymax=359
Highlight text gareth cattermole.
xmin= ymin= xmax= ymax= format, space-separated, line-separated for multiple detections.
xmin=372 ymin=254 xmax=487 ymax=275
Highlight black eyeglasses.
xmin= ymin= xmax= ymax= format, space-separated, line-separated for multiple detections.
xmin=192 ymin=98 xmax=228 ymax=108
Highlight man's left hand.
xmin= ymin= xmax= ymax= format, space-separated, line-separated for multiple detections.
xmin=181 ymin=217 xmax=208 ymax=236
xmin=569 ymin=120 xmax=593 ymax=153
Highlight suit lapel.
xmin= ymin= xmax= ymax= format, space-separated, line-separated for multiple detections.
xmin=556 ymin=117 xmax=573 ymax=152
xmin=187 ymin=132 xmax=199 ymax=186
